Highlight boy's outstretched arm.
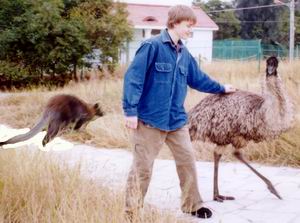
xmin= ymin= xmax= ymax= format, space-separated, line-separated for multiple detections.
xmin=187 ymin=55 xmax=236 ymax=94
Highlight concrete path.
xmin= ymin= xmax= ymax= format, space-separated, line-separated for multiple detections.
xmin=1 ymin=125 xmax=300 ymax=223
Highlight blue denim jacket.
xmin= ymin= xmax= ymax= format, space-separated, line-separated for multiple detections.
xmin=122 ymin=29 xmax=225 ymax=131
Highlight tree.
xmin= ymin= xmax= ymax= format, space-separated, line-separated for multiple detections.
xmin=296 ymin=9 xmax=300 ymax=46
xmin=0 ymin=0 xmax=132 ymax=83
xmin=193 ymin=0 xmax=241 ymax=39
xmin=277 ymin=1 xmax=300 ymax=47
xmin=235 ymin=0 xmax=284 ymax=44
xmin=69 ymin=0 xmax=132 ymax=71
xmin=0 ymin=0 xmax=91 ymax=79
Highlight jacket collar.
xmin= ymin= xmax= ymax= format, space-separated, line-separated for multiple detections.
xmin=161 ymin=29 xmax=184 ymax=51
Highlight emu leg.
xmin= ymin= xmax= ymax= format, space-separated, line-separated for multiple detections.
xmin=233 ymin=151 xmax=282 ymax=200
xmin=213 ymin=151 xmax=235 ymax=202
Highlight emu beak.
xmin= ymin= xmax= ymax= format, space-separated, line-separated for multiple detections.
xmin=267 ymin=66 xmax=275 ymax=75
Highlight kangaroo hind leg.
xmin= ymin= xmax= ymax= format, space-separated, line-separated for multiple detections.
xmin=42 ymin=122 xmax=61 ymax=146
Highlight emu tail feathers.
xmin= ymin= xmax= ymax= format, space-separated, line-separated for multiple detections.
xmin=0 ymin=114 xmax=49 ymax=146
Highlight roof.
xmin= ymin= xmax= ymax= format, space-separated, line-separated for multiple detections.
xmin=125 ymin=3 xmax=218 ymax=30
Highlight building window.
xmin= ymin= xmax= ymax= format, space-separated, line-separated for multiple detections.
xmin=143 ymin=16 xmax=157 ymax=22
xmin=151 ymin=29 xmax=161 ymax=36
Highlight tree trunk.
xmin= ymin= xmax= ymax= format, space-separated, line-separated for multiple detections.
xmin=73 ymin=63 xmax=78 ymax=82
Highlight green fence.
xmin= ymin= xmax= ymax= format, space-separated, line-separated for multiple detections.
xmin=213 ymin=40 xmax=262 ymax=60
xmin=212 ymin=39 xmax=296 ymax=60
xmin=261 ymin=43 xmax=288 ymax=58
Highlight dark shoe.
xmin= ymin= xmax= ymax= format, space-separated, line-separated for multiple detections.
xmin=189 ymin=207 xmax=212 ymax=219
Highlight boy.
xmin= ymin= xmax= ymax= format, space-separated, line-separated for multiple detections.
xmin=122 ymin=4 xmax=235 ymax=219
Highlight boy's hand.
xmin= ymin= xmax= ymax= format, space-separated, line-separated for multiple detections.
xmin=125 ymin=116 xmax=138 ymax=129
xmin=224 ymin=84 xmax=237 ymax=93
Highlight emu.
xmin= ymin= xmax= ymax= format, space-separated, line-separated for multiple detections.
xmin=189 ymin=56 xmax=294 ymax=202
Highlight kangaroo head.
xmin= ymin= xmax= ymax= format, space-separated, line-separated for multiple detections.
xmin=266 ymin=56 xmax=278 ymax=76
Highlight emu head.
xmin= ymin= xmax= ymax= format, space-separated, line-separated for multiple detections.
xmin=266 ymin=56 xmax=278 ymax=76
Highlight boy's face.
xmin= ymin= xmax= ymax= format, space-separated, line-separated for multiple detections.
xmin=173 ymin=20 xmax=194 ymax=40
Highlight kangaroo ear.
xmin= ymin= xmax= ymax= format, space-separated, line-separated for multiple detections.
xmin=93 ymin=103 xmax=99 ymax=109
xmin=94 ymin=103 xmax=104 ymax=116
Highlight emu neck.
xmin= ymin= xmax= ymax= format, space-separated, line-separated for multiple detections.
xmin=262 ymin=74 xmax=294 ymax=131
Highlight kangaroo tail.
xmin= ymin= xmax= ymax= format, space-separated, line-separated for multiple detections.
xmin=0 ymin=114 xmax=50 ymax=146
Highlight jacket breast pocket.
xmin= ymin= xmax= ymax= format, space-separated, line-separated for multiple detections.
xmin=178 ymin=66 xmax=188 ymax=85
xmin=154 ymin=62 xmax=172 ymax=83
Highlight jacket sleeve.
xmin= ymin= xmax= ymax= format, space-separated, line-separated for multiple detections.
xmin=187 ymin=55 xmax=225 ymax=94
xmin=122 ymin=41 xmax=156 ymax=116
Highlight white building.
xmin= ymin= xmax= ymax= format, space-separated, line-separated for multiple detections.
xmin=120 ymin=3 xmax=218 ymax=64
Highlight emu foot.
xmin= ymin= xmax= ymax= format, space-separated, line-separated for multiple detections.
xmin=214 ymin=194 xmax=235 ymax=202
xmin=267 ymin=183 xmax=282 ymax=200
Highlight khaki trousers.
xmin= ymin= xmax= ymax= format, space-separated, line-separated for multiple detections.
xmin=125 ymin=121 xmax=203 ymax=212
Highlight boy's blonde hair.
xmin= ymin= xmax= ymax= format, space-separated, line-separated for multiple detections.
xmin=167 ymin=5 xmax=197 ymax=29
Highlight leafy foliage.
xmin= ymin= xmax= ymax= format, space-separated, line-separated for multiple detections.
xmin=235 ymin=0 xmax=285 ymax=44
xmin=69 ymin=0 xmax=132 ymax=71
xmin=0 ymin=0 xmax=132 ymax=84
xmin=193 ymin=0 xmax=241 ymax=40
xmin=277 ymin=3 xmax=300 ymax=47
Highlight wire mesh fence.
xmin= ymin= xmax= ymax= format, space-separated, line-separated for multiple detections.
xmin=212 ymin=39 xmax=300 ymax=61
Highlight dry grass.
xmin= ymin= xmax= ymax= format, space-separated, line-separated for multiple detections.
xmin=0 ymin=149 xmax=189 ymax=223
xmin=1 ymin=59 xmax=300 ymax=166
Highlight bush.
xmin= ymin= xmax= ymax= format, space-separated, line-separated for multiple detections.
xmin=0 ymin=61 xmax=72 ymax=90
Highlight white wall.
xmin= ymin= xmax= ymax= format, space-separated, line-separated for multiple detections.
xmin=120 ymin=28 xmax=214 ymax=64
xmin=120 ymin=29 xmax=144 ymax=64
xmin=129 ymin=29 xmax=145 ymax=62
xmin=185 ymin=30 xmax=213 ymax=62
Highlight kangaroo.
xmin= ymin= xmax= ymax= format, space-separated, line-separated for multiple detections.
xmin=0 ymin=94 xmax=104 ymax=147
